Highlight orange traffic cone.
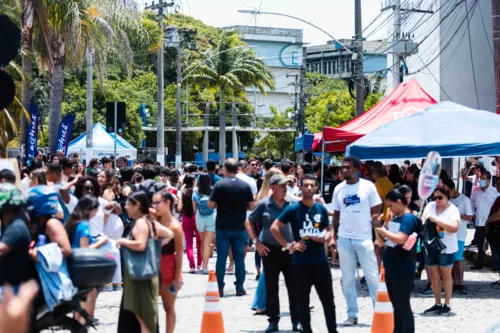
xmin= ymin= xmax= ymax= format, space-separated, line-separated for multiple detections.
xmin=200 ymin=270 xmax=224 ymax=333
xmin=371 ymin=263 xmax=394 ymax=333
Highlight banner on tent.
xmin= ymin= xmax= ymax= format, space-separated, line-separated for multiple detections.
xmin=56 ymin=115 xmax=75 ymax=156
xmin=27 ymin=102 xmax=39 ymax=165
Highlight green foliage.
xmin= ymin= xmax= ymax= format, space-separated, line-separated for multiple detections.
xmin=254 ymin=107 xmax=294 ymax=159
xmin=304 ymin=73 xmax=384 ymax=133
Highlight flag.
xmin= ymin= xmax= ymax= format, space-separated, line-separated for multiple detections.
xmin=27 ymin=102 xmax=39 ymax=165
xmin=55 ymin=115 xmax=75 ymax=156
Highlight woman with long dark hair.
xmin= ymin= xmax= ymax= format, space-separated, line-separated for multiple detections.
xmin=65 ymin=195 xmax=108 ymax=324
xmin=152 ymin=189 xmax=183 ymax=333
xmin=192 ymin=173 xmax=215 ymax=273
xmin=376 ymin=186 xmax=419 ymax=333
xmin=117 ymin=191 xmax=174 ymax=333
xmin=177 ymin=175 xmax=201 ymax=273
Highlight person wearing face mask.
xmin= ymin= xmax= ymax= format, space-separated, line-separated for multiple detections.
xmin=470 ymin=171 xmax=499 ymax=270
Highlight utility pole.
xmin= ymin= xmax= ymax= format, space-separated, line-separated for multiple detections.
xmin=392 ymin=0 xmax=402 ymax=90
xmin=354 ymin=0 xmax=365 ymax=116
xmin=382 ymin=0 xmax=433 ymax=91
xmin=493 ymin=0 xmax=500 ymax=114
xmin=145 ymin=0 xmax=173 ymax=166
xmin=175 ymin=42 xmax=182 ymax=167
xmin=298 ymin=45 xmax=307 ymax=134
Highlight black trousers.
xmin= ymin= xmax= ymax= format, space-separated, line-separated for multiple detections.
xmin=474 ymin=226 xmax=486 ymax=266
xmin=385 ymin=271 xmax=415 ymax=333
xmin=261 ymin=245 xmax=299 ymax=325
xmin=294 ymin=263 xmax=338 ymax=333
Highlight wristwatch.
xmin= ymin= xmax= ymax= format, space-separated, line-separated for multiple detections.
xmin=282 ymin=242 xmax=293 ymax=252
xmin=252 ymin=238 xmax=258 ymax=245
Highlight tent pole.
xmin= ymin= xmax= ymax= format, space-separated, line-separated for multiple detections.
xmin=320 ymin=127 xmax=325 ymax=194
xmin=114 ymin=102 xmax=117 ymax=169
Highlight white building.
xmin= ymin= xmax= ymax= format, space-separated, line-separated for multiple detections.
xmin=388 ymin=0 xmax=495 ymax=111
xmin=225 ymin=25 xmax=304 ymax=117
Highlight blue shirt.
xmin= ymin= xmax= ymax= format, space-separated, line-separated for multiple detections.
xmin=382 ymin=213 xmax=418 ymax=274
xmin=71 ymin=222 xmax=93 ymax=248
xmin=277 ymin=202 xmax=330 ymax=265
xmin=196 ymin=173 xmax=221 ymax=186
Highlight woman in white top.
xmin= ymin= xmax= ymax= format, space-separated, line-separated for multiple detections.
xmin=421 ymin=185 xmax=460 ymax=316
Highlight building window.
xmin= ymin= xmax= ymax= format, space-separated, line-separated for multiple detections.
xmin=346 ymin=59 xmax=351 ymax=72
xmin=340 ymin=60 xmax=345 ymax=73
xmin=333 ymin=61 xmax=338 ymax=74
xmin=323 ymin=62 xmax=328 ymax=75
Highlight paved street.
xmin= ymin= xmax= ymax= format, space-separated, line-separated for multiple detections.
xmin=90 ymin=247 xmax=500 ymax=333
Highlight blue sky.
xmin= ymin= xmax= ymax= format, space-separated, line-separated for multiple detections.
xmin=137 ymin=0 xmax=384 ymax=46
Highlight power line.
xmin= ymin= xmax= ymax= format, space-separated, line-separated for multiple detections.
xmin=408 ymin=0 xmax=479 ymax=75
xmin=417 ymin=54 xmax=452 ymax=100
xmin=465 ymin=0 xmax=480 ymax=108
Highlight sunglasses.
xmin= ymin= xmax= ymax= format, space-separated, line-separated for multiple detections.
xmin=83 ymin=186 xmax=94 ymax=191
xmin=250 ymin=163 xmax=257 ymax=166
xmin=435 ymin=195 xmax=444 ymax=200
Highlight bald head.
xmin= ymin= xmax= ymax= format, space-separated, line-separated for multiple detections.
xmin=224 ymin=158 xmax=238 ymax=175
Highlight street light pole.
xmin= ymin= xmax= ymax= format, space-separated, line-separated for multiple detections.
xmin=175 ymin=45 xmax=182 ymax=167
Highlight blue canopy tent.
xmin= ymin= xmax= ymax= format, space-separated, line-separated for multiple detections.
xmin=346 ymin=102 xmax=500 ymax=160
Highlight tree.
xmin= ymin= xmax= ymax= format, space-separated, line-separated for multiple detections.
xmin=254 ymin=107 xmax=294 ymax=159
xmin=304 ymin=73 xmax=384 ymax=133
xmin=84 ymin=0 xmax=146 ymax=157
xmin=186 ymin=29 xmax=275 ymax=162
xmin=42 ymin=0 xmax=108 ymax=154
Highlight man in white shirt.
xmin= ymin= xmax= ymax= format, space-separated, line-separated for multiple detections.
xmin=236 ymin=160 xmax=258 ymax=199
xmin=331 ymin=156 xmax=382 ymax=326
xmin=444 ymin=179 xmax=473 ymax=294
xmin=470 ymin=171 xmax=499 ymax=269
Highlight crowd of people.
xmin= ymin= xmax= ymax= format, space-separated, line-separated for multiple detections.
xmin=0 ymin=150 xmax=500 ymax=333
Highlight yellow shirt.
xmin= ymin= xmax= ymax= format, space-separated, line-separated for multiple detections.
xmin=375 ymin=177 xmax=394 ymax=220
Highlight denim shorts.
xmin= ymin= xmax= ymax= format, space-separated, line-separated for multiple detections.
xmin=425 ymin=249 xmax=455 ymax=267
xmin=453 ymin=241 xmax=465 ymax=262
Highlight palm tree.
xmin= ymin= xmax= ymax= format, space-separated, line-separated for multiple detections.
xmin=84 ymin=0 xmax=146 ymax=158
xmin=186 ymin=29 xmax=274 ymax=162
xmin=1 ymin=0 xmax=51 ymax=159
xmin=41 ymin=0 xmax=106 ymax=154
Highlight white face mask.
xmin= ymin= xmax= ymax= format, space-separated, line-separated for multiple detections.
xmin=480 ymin=179 xmax=487 ymax=188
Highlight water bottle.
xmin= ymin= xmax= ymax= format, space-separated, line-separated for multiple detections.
xmin=37 ymin=234 xmax=47 ymax=247
xmin=403 ymin=232 xmax=418 ymax=251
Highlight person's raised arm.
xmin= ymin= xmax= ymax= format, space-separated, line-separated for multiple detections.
xmin=117 ymin=218 xmax=149 ymax=251
xmin=153 ymin=221 xmax=175 ymax=244
xmin=46 ymin=218 xmax=72 ymax=257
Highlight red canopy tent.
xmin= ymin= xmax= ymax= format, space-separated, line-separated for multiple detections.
xmin=312 ymin=78 xmax=437 ymax=153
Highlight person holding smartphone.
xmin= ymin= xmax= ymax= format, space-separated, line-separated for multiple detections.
xmin=376 ymin=186 xmax=419 ymax=333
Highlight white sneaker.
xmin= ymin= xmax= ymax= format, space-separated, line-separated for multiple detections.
xmin=343 ymin=317 xmax=358 ymax=326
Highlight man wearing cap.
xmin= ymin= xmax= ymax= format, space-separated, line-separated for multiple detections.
xmin=246 ymin=173 xmax=301 ymax=333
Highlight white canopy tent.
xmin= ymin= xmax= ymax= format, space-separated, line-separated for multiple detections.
xmin=67 ymin=122 xmax=137 ymax=160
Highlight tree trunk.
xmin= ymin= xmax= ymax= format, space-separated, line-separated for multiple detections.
xmin=85 ymin=45 xmax=93 ymax=161
xmin=49 ymin=65 xmax=64 ymax=154
xmin=20 ymin=0 xmax=34 ymax=163
xmin=218 ymin=90 xmax=226 ymax=163
xmin=48 ymin=35 xmax=65 ymax=155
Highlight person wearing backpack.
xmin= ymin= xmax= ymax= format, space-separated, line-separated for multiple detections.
xmin=192 ymin=173 xmax=215 ymax=274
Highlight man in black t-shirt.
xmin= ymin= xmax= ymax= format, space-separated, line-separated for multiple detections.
xmin=209 ymin=158 xmax=255 ymax=297
xmin=271 ymin=174 xmax=338 ymax=333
